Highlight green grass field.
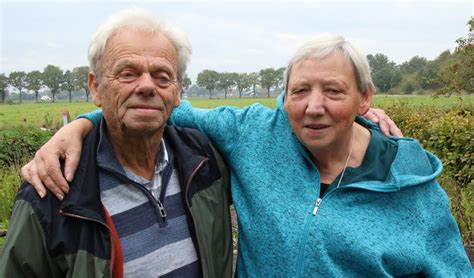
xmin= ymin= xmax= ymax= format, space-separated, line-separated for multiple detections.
xmin=0 ymin=95 xmax=472 ymax=130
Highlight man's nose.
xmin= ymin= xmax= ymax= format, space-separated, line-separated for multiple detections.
xmin=135 ymin=73 xmax=156 ymax=96
xmin=306 ymin=90 xmax=325 ymax=116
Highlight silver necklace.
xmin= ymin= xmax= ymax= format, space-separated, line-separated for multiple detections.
xmin=336 ymin=125 xmax=355 ymax=188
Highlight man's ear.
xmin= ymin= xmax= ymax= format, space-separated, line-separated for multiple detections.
xmin=174 ymin=81 xmax=183 ymax=107
xmin=357 ymin=85 xmax=373 ymax=115
xmin=88 ymin=72 xmax=102 ymax=107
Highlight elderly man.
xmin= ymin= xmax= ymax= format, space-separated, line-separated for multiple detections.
xmin=0 ymin=8 xmax=232 ymax=277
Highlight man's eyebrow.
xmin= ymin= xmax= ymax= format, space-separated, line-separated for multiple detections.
xmin=150 ymin=63 xmax=176 ymax=77
xmin=112 ymin=60 xmax=138 ymax=72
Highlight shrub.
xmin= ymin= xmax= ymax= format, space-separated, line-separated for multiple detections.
xmin=0 ymin=127 xmax=54 ymax=168
xmin=0 ymin=165 xmax=21 ymax=229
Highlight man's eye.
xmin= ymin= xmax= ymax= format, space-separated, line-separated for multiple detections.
xmin=153 ymin=73 xmax=173 ymax=87
xmin=118 ymin=71 xmax=139 ymax=82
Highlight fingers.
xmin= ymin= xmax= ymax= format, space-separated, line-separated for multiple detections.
xmin=386 ymin=118 xmax=403 ymax=137
xmin=366 ymin=108 xmax=403 ymax=137
xmin=21 ymin=161 xmax=47 ymax=198
xmin=64 ymin=149 xmax=81 ymax=182
xmin=35 ymin=149 xmax=66 ymax=200
xmin=364 ymin=110 xmax=380 ymax=123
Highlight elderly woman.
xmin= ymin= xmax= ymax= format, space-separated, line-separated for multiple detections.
xmin=22 ymin=34 xmax=472 ymax=276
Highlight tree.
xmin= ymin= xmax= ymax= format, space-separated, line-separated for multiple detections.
xmin=9 ymin=71 xmax=27 ymax=103
xmin=259 ymin=68 xmax=278 ymax=97
xmin=402 ymin=82 xmax=415 ymax=94
xmin=196 ymin=69 xmax=219 ymax=99
xmin=25 ymin=70 xmax=43 ymax=102
xmin=217 ymin=72 xmax=236 ymax=99
xmin=0 ymin=74 xmax=8 ymax=102
xmin=275 ymin=67 xmax=286 ymax=92
xmin=248 ymin=72 xmax=259 ymax=97
xmin=400 ymin=56 xmax=428 ymax=74
xmin=367 ymin=54 xmax=400 ymax=92
xmin=72 ymin=66 xmax=90 ymax=101
xmin=417 ymin=61 xmax=440 ymax=90
xmin=235 ymin=73 xmax=251 ymax=98
xmin=62 ymin=70 xmax=75 ymax=102
xmin=436 ymin=17 xmax=474 ymax=95
xmin=42 ymin=65 xmax=64 ymax=102
xmin=182 ymin=73 xmax=192 ymax=97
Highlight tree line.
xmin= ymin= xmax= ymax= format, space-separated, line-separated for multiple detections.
xmin=1 ymin=18 xmax=471 ymax=102
xmin=0 ymin=65 xmax=90 ymax=103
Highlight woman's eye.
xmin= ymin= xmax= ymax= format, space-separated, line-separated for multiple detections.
xmin=327 ymin=88 xmax=341 ymax=94
xmin=291 ymin=88 xmax=305 ymax=94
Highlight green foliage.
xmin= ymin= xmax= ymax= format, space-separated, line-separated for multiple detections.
xmin=402 ymin=82 xmax=415 ymax=94
xmin=0 ymin=127 xmax=54 ymax=168
xmin=26 ymin=70 xmax=43 ymax=102
xmin=367 ymin=53 xmax=401 ymax=92
xmin=196 ymin=69 xmax=219 ymax=98
xmin=8 ymin=71 xmax=27 ymax=103
xmin=42 ymin=64 xmax=64 ymax=102
xmin=0 ymin=166 xmax=22 ymax=233
xmin=400 ymin=56 xmax=428 ymax=74
xmin=235 ymin=73 xmax=251 ymax=98
xmin=72 ymin=66 xmax=90 ymax=102
xmin=436 ymin=17 xmax=474 ymax=96
xmin=183 ymin=73 xmax=192 ymax=90
xmin=0 ymin=102 xmax=97 ymax=130
xmin=62 ymin=70 xmax=75 ymax=103
xmin=217 ymin=72 xmax=236 ymax=99
xmin=259 ymin=68 xmax=279 ymax=97
xmin=0 ymin=73 xmax=8 ymax=103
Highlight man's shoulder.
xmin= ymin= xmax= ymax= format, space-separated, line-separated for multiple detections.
xmin=14 ymin=181 xmax=62 ymax=222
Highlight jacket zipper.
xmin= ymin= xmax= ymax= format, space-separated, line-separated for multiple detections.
xmin=59 ymin=210 xmax=116 ymax=277
xmin=294 ymin=181 xmax=395 ymax=277
xmin=102 ymin=167 xmax=168 ymax=226
xmin=184 ymin=157 xmax=209 ymax=275
xmin=294 ymin=187 xmax=340 ymax=278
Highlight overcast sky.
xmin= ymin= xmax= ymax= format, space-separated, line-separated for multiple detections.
xmin=1 ymin=0 xmax=472 ymax=81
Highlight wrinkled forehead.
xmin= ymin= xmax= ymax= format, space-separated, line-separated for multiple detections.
xmin=101 ymin=28 xmax=179 ymax=71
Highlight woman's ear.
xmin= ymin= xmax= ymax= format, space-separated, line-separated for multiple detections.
xmin=358 ymin=85 xmax=373 ymax=115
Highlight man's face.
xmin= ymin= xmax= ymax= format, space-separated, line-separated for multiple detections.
xmin=89 ymin=28 xmax=181 ymax=136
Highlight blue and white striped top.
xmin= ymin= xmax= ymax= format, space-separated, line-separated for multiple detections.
xmin=96 ymin=121 xmax=201 ymax=277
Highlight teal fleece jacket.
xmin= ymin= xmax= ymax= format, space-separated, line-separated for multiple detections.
xmin=82 ymin=93 xmax=472 ymax=277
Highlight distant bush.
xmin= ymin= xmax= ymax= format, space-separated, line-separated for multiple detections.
xmin=384 ymin=102 xmax=473 ymax=244
xmin=0 ymin=127 xmax=54 ymax=168
xmin=0 ymin=165 xmax=21 ymax=231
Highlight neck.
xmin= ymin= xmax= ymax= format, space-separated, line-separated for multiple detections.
xmin=106 ymin=127 xmax=164 ymax=180
xmin=314 ymin=123 xmax=370 ymax=184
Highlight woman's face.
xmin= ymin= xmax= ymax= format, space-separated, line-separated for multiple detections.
xmin=284 ymin=52 xmax=372 ymax=155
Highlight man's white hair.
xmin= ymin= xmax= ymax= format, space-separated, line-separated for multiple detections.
xmin=88 ymin=7 xmax=192 ymax=81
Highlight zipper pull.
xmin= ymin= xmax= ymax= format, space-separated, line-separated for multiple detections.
xmin=156 ymin=200 xmax=167 ymax=221
xmin=312 ymin=198 xmax=322 ymax=216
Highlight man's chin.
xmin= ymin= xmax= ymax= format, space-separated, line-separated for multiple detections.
xmin=122 ymin=122 xmax=165 ymax=135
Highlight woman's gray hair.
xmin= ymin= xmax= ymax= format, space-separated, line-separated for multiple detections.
xmin=284 ymin=34 xmax=374 ymax=93
xmin=88 ymin=7 xmax=192 ymax=81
